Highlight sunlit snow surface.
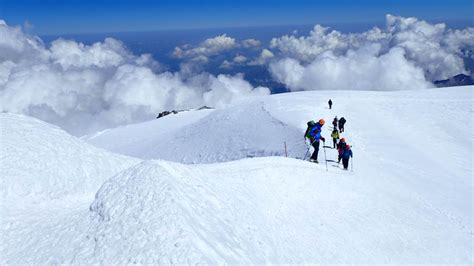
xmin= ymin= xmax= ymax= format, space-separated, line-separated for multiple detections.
xmin=1 ymin=86 xmax=472 ymax=263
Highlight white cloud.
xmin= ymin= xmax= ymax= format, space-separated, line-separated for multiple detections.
xmin=173 ymin=34 xmax=237 ymax=61
xmin=219 ymin=55 xmax=248 ymax=69
xmin=268 ymin=15 xmax=474 ymax=91
xmin=0 ymin=22 xmax=269 ymax=136
xmin=203 ymin=74 xmax=269 ymax=108
xmin=219 ymin=60 xmax=232 ymax=69
xmin=233 ymin=54 xmax=247 ymax=64
xmin=270 ymin=45 xmax=431 ymax=91
xmin=248 ymin=49 xmax=274 ymax=66
xmin=242 ymin=38 xmax=261 ymax=48
xmin=269 ymin=24 xmax=354 ymax=62
xmin=173 ymin=35 xmax=264 ymax=69
xmin=50 ymin=38 xmax=129 ymax=69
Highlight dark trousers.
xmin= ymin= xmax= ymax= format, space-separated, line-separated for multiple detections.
xmin=339 ymin=125 xmax=344 ymax=132
xmin=329 ymin=104 xmax=332 ymax=109
xmin=310 ymin=141 xmax=320 ymax=160
xmin=342 ymin=157 xmax=350 ymax=169
xmin=333 ymin=138 xmax=337 ymax=148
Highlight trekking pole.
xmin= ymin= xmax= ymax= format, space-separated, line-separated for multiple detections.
xmin=351 ymin=140 xmax=354 ymax=172
xmin=323 ymin=144 xmax=328 ymax=171
xmin=303 ymin=140 xmax=311 ymax=160
xmin=351 ymin=157 xmax=354 ymax=172
xmin=303 ymin=138 xmax=317 ymax=161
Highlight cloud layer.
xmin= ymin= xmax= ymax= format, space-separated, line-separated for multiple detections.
xmin=174 ymin=35 xmax=261 ymax=71
xmin=268 ymin=15 xmax=474 ymax=91
xmin=1 ymin=15 xmax=473 ymax=135
xmin=0 ymin=22 xmax=269 ymax=135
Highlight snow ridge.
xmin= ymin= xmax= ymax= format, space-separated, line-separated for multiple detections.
xmin=0 ymin=113 xmax=140 ymax=201
xmin=85 ymin=102 xmax=307 ymax=163
xmin=1 ymin=86 xmax=473 ymax=264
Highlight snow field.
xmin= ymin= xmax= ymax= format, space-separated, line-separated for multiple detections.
xmin=85 ymin=102 xmax=308 ymax=163
xmin=1 ymin=86 xmax=472 ymax=263
xmin=0 ymin=113 xmax=140 ymax=201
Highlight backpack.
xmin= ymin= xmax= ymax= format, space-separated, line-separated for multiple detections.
xmin=305 ymin=120 xmax=317 ymax=138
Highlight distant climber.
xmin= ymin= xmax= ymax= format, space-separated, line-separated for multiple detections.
xmin=341 ymin=144 xmax=353 ymax=170
xmin=331 ymin=128 xmax=340 ymax=149
xmin=305 ymin=118 xmax=326 ymax=163
xmin=338 ymin=117 xmax=346 ymax=133
xmin=337 ymin=138 xmax=347 ymax=163
xmin=332 ymin=116 xmax=338 ymax=130
xmin=328 ymin=99 xmax=333 ymax=109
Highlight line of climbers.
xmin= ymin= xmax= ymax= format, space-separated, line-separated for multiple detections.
xmin=305 ymin=116 xmax=352 ymax=170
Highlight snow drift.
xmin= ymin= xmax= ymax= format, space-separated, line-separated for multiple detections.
xmin=3 ymin=156 xmax=471 ymax=263
xmin=1 ymin=86 xmax=472 ymax=264
xmin=0 ymin=113 xmax=140 ymax=200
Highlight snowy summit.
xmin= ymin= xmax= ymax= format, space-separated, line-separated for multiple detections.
xmin=1 ymin=87 xmax=472 ymax=264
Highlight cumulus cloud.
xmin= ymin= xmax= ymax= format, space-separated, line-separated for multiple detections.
xmin=269 ymin=15 xmax=474 ymax=91
xmin=270 ymin=45 xmax=431 ymax=91
xmin=219 ymin=60 xmax=233 ymax=69
xmin=202 ymin=74 xmax=270 ymax=107
xmin=242 ymin=38 xmax=261 ymax=48
xmin=173 ymin=34 xmax=237 ymax=60
xmin=0 ymin=22 xmax=269 ymax=135
xmin=173 ymin=35 xmax=263 ymax=68
xmin=219 ymin=54 xmax=249 ymax=69
xmin=248 ymin=49 xmax=274 ymax=66
xmin=233 ymin=54 xmax=247 ymax=64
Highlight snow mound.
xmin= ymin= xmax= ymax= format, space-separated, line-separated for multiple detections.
xmin=86 ymin=158 xmax=334 ymax=263
xmin=0 ymin=113 xmax=140 ymax=200
xmin=87 ymin=161 xmax=205 ymax=263
xmin=82 ymin=108 xmax=214 ymax=158
xmin=7 ymin=157 xmax=467 ymax=264
xmin=85 ymin=102 xmax=307 ymax=163
xmin=2 ymin=86 xmax=472 ymax=264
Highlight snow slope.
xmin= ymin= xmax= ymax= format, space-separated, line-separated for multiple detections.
xmin=82 ymin=108 xmax=215 ymax=160
xmin=0 ymin=113 xmax=140 ymax=201
xmin=2 ymin=157 xmax=472 ymax=263
xmin=1 ymin=86 xmax=473 ymax=263
xmin=84 ymin=102 xmax=307 ymax=163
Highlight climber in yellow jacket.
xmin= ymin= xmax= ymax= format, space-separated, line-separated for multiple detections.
xmin=331 ymin=128 xmax=340 ymax=149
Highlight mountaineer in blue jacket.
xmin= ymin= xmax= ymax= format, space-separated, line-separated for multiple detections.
xmin=305 ymin=118 xmax=326 ymax=163
xmin=341 ymin=144 xmax=353 ymax=170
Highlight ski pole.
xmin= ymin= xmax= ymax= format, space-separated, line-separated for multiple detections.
xmin=303 ymin=140 xmax=311 ymax=160
xmin=303 ymin=138 xmax=317 ymax=160
xmin=323 ymin=144 xmax=328 ymax=171
xmin=351 ymin=140 xmax=354 ymax=172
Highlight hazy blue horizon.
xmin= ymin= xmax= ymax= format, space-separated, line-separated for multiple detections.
xmin=2 ymin=0 xmax=473 ymax=35
xmin=35 ymin=17 xmax=473 ymax=38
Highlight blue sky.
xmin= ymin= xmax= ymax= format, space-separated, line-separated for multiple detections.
xmin=1 ymin=0 xmax=473 ymax=35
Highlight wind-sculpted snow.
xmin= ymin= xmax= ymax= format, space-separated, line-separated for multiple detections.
xmin=85 ymin=102 xmax=308 ymax=163
xmin=2 ymin=156 xmax=472 ymax=263
xmin=1 ymin=87 xmax=472 ymax=264
xmin=0 ymin=113 xmax=140 ymax=200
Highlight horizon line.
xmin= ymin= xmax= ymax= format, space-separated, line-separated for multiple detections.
xmin=37 ymin=17 xmax=474 ymax=37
